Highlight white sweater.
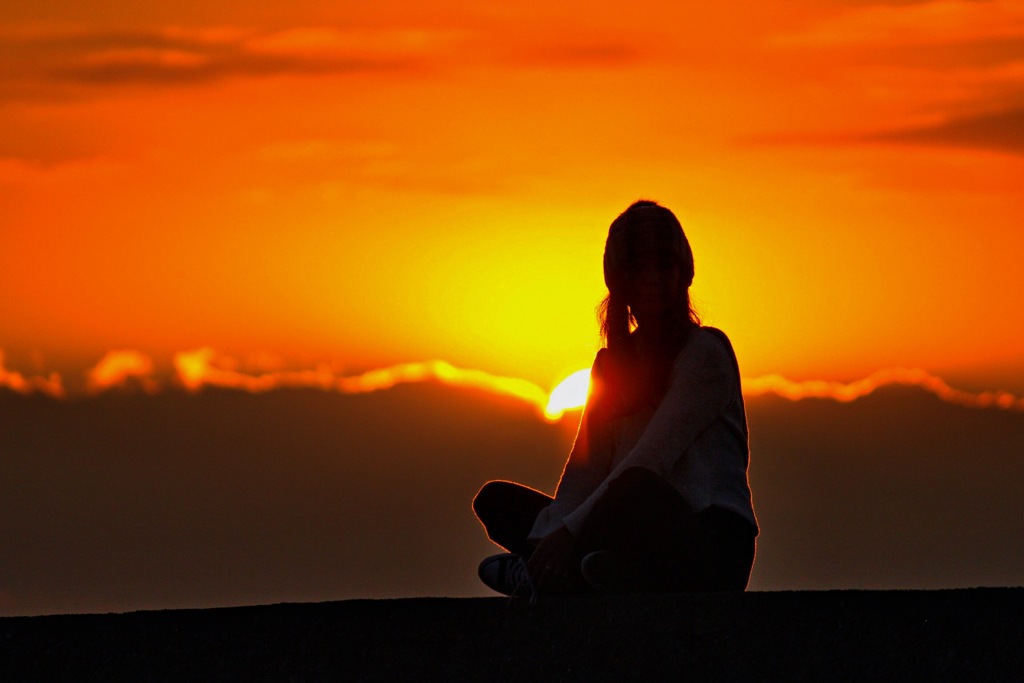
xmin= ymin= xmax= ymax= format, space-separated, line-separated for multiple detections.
xmin=528 ymin=327 xmax=758 ymax=542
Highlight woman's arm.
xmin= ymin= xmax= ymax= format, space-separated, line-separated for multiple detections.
xmin=560 ymin=329 xmax=736 ymax=536
xmin=527 ymin=349 xmax=615 ymax=542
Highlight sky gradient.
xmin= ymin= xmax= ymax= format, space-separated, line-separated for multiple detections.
xmin=2 ymin=0 xmax=1023 ymax=395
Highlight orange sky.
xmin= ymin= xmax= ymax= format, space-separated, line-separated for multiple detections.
xmin=2 ymin=0 xmax=1023 ymax=393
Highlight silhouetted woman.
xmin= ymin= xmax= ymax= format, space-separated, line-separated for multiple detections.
xmin=473 ymin=200 xmax=757 ymax=597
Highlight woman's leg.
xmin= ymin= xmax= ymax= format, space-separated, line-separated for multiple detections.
xmin=578 ymin=466 xmax=756 ymax=592
xmin=473 ymin=481 xmax=552 ymax=557
xmin=577 ymin=467 xmax=711 ymax=590
xmin=698 ymin=506 xmax=757 ymax=591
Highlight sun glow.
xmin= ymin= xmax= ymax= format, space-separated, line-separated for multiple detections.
xmin=544 ymin=368 xmax=593 ymax=420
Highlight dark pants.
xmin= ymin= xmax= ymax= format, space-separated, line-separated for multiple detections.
xmin=473 ymin=467 xmax=756 ymax=592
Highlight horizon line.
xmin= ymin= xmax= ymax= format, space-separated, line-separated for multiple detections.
xmin=1 ymin=348 xmax=1022 ymax=418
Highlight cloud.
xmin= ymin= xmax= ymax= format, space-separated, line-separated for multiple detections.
xmin=757 ymin=2 xmax=1024 ymax=155
xmin=49 ymin=45 xmax=416 ymax=87
xmin=0 ymin=155 xmax=123 ymax=185
xmin=172 ymin=348 xmax=554 ymax=419
xmin=862 ymin=106 xmax=1024 ymax=154
xmin=744 ymin=366 xmax=1024 ymax=410
xmin=0 ymin=350 xmax=64 ymax=397
xmin=775 ymin=0 xmax=1024 ymax=47
xmin=86 ymin=350 xmax=158 ymax=393
xmin=0 ymin=22 xmax=650 ymax=100
xmin=243 ymin=26 xmax=456 ymax=62
xmin=172 ymin=348 xmax=338 ymax=393
xmin=3 ymin=346 xmax=559 ymax=415
xmin=854 ymin=59 xmax=1024 ymax=112
xmin=0 ymin=24 xmax=441 ymax=96
xmin=751 ymin=100 xmax=1024 ymax=156
xmin=165 ymin=349 xmax=1024 ymax=415
xmin=6 ymin=346 xmax=1023 ymax=414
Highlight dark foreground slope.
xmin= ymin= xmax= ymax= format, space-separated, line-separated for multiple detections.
xmin=3 ymin=589 xmax=1023 ymax=681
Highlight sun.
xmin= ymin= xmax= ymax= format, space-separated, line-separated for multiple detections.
xmin=544 ymin=368 xmax=592 ymax=420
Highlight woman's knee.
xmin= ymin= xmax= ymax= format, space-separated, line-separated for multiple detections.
xmin=472 ymin=481 xmax=502 ymax=517
xmin=472 ymin=480 xmax=525 ymax=516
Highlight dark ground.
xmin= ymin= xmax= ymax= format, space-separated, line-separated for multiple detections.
xmin=2 ymin=589 xmax=1023 ymax=681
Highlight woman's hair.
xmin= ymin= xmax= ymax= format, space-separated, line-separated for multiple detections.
xmin=598 ymin=199 xmax=699 ymax=348
xmin=592 ymin=199 xmax=701 ymax=418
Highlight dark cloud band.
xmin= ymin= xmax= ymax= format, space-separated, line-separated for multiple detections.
xmin=867 ymin=107 xmax=1024 ymax=155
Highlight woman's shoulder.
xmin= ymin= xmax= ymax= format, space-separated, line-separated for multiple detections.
xmin=692 ymin=325 xmax=734 ymax=351
xmin=674 ymin=326 xmax=739 ymax=372
xmin=677 ymin=325 xmax=731 ymax=353
xmin=593 ymin=325 xmax=736 ymax=369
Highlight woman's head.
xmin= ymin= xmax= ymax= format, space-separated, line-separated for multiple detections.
xmin=599 ymin=200 xmax=698 ymax=349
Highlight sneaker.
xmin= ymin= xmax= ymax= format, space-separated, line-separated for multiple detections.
xmin=580 ymin=551 xmax=658 ymax=594
xmin=478 ymin=553 xmax=537 ymax=603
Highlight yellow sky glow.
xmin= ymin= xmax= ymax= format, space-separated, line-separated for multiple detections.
xmin=2 ymin=0 xmax=1023 ymax=393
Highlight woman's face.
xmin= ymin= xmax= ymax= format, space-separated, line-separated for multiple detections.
xmin=624 ymin=231 xmax=681 ymax=322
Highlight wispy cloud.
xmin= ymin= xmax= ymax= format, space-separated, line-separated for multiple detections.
xmin=172 ymin=348 xmax=554 ymax=418
xmin=775 ymin=0 xmax=1024 ymax=47
xmin=861 ymin=106 xmax=1024 ymax=154
xmin=745 ymin=367 xmax=1024 ymax=410
xmin=0 ymin=351 xmax=63 ymax=397
xmin=758 ymin=104 xmax=1024 ymax=155
xmin=0 ymin=155 xmax=123 ymax=185
xmin=759 ymin=0 xmax=1024 ymax=155
xmin=0 ymin=21 xmax=649 ymax=100
xmin=50 ymin=32 xmax=424 ymax=86
xmin=0 ymin=24 xmax=448 ymax=98
xmin=243 ymin=26 xmax=456 ymax=63
xmin=172 ymin=348 xmax=337 ymax=392
xmin=87 ymin=350 xmax=158 ymax=393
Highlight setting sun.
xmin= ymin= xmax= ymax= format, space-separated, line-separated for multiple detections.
xmin=545 ymin=368 xmax=592 ymax=420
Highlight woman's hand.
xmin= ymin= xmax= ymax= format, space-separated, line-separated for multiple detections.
xmin=527 ymin=525 xmax=578 ymax=593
